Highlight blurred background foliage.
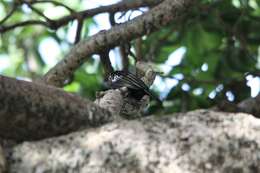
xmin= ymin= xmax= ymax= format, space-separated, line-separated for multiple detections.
xmin=0 ymin=0 xmax=260 ymax=114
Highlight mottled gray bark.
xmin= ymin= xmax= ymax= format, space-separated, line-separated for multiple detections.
xmin=216 ymin=94 xmax=260 ymax=118
xmin=0 ymin=75 xmax=119 ymax=141
xmin=43 ymin=0 xmax=193 ymax=87
xmin=0 ymin=146 xmax=6 ymax=173
xmin=4 ymin=110 xmax=260 ymax=173
xmin=237 ymin=94 xmax=260 ymax=117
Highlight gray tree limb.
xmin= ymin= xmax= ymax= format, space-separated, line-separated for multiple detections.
xmin=237 ymin=94 xmax=260 ymax=117
xmin=0 ymin=75 xmax=121 ymax=141
xmin=216 ymin=94 xmax=260 ymax=118
xmin=0 ymin=146 xmax=5 ymax=173
xmin=4 ymin=110 xmax=260 ymax=173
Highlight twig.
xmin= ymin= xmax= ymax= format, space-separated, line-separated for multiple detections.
xmin=109 ymin=12 xmax=116 ymax=26
xmin=24 ymin=2 xmax=53 ymax=23
xmin=100 ymin=49 xmax=114 ymax=78
xmin=0 ymin=0 xmax=162 ymax=33
xmin=119 ymin=44 xmax=130 ymax=71
xmin=135 ymin=38 xmax=143 ymax=61
xmin=109 ymin=12 xmax=129 ymax=71
xmin=0 ymin=4 xmax=17 ymax=25
xmin=0 ymin=20 xmax=49 ymax=33
xmin=29 ymin=0 xmax=75 ymax=13
xmin=74 ymin=19 xmax=83 ymax=44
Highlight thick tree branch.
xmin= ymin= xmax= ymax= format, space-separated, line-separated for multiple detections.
xmin=217 ymin=94 xmax=260 ymax=118
xmin=0 ymin=0 xmax=162 ymax=33
xmin=0 ymin=75 xmax=121 ymax=141
xmin=42 ymin=0 xmax=193 ymax=87
xmin=5 ymin=110 xmax=260 ymax=172
xmin=237 ymin=94 xmax=260 ymax=117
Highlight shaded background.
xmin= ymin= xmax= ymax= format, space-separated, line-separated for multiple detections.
xmin=0 ymin=0 xmax=260 ymax=114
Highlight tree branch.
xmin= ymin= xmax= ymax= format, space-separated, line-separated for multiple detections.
xmin=74 ymin=19 xmax=84 ymax=44
xmin=119 ymin=44 xmax=130 ymax=71
xmin=5 ymin=110 xmax=259 ymax=172
xmin=135 ymin=38 xmax=143 ymax=61
xmin=99 ymin=49 xmax=114 ymax=78
xmin=0 ymin=75 xmax=121 ymax=141
xmin=24 ymin=2 xmax=53 ymax=23
xmin=109 ymin=12 xmax=129 ymax=71
xmin=42 ymin=0 xmax=193 ymax=87
xmin=0 ymin=20 xmax=49 ymax=32
xmin=29 ymin=0 xmax=75 ymax=13
xmin=216 ymin=94 xmax=260 ymax=118
xmin=0 ymin=0 xmax=162 ymax=33
xmin=0 ymin=3 xmax=17 ymax=25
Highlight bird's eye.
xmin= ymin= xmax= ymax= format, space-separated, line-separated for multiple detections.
xmin=113 ymin=76 xmax=118 ymax=82
xmin=110 ymin=74 xmax=121 ymax=82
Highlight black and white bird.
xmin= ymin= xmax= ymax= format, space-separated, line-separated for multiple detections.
xmin=106 ymin=70 xmax=161 ymax=104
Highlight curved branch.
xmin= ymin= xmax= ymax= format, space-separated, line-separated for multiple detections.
xmin=0 ymin=4 xmax=17 ymax=25
xmin=29 ymin=0 xmax=75 ymax=13
xmin=42 ymin=0 xmax=194 ymax=86
xmin=24 ymin=2 xmax=53 ymax=23
xmin=0 ymin=20 xmax=49 ymax=33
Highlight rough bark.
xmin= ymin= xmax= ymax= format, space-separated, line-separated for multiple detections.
xmin=0 ymin=75 xmax=120 ymax=141
xmin=4 ymin=110 xmax=260 ymax=173
xmin=216 ymin=94 xmax=260 ymax=118
xmin=0 ymin=146 xmax=6 ymax=173
xmin=237 ymin=94 xmax=260 ymax=117
xmin=42 ymin=0 xmax=193 ymax=87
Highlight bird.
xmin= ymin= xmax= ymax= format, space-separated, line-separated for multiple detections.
xmin=106 ymin=70 xmax=161 ymax=104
